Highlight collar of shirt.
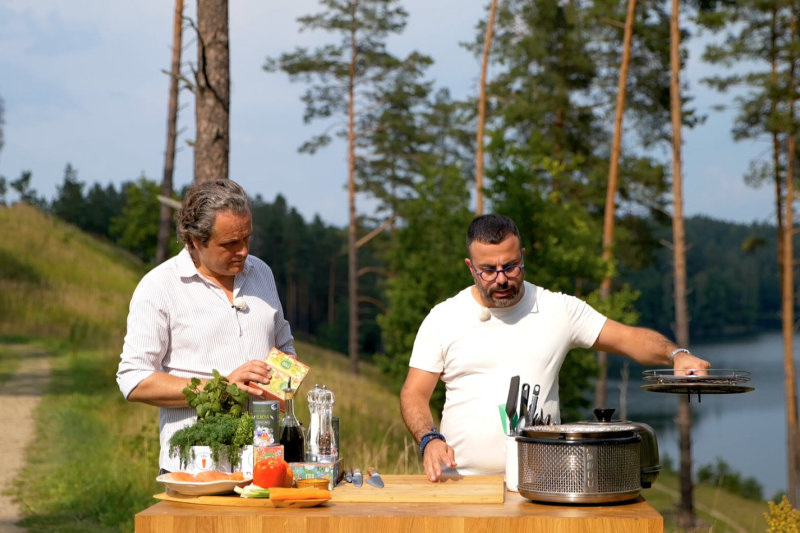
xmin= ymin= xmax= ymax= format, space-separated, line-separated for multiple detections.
xmin=175 ymin=247 xmax=252 ymax=281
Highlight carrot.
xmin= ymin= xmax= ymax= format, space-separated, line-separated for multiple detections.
xmin=268 ymin=487 xmax=331 ymax=501
xmin=229 ymin=471 xmax=245 ymax=481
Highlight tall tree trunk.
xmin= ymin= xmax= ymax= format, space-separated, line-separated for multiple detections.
xmin=771 ymin=5 xmax=785 ymax=280
xmin=669 ymin=0 xmax=695 ymax=527
xmin=157 ymin=0 xmax=184 ymax=264
xmin=194 ymin=0 xmax=229 ymax=183
xmin=596 ymin=0 xmax=636 ymax=409
xmin=475 ymin=0 xmax=498 ymax=216
xmin=347 ymin=4 xmax=359 ymax=375
xmin=782 ymin=12 xmax=800 ymax=508
xmin=328 ymin=255 xmax=336 ymax=326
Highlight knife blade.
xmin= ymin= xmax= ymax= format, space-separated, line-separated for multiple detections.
xmin=352 ymin=467 xmax=363 ymax=487
xmin=527 ymin=384 xmax=540 ymax=426
xmin=519 ymin=383 xmax=530 ymax=430
xmin=366 ymin=467 xmax=384 ymax=488
xmin=505 ymin=375 xmax=520 ymax=434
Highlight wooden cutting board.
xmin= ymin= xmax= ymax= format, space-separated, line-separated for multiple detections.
xmin=153 ymin=475 xmax=505 ymax=506
xmin=331 ymin=474 xmax=505 ymax=504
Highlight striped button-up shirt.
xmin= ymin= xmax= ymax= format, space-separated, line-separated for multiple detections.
xmin=116 ymin=248 xmax=294 ymax=471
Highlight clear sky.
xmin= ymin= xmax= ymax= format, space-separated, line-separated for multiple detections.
xmin=0 ymin=1 xmax=775 ymax=228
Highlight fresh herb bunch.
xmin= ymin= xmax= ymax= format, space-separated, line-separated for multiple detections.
xmin=169 ymin=369 xmax=254 ymax=469
xmin=183 ymin=369 xmax=249 ymax=419
xmin=169 ymin=413 xmax=254 ymax=469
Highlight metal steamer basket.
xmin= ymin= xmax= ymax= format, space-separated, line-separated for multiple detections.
xmin=516 ymin=422 xmax=644 ymax=504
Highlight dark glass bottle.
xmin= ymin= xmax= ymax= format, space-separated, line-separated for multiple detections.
xmin=279 ymin=388 xmax=306 ymax=462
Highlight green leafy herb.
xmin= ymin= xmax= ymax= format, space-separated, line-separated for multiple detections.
xmin=169 ymin=369 xmax=254 ymax=469
xmin=183 ymin=369 xmax=249 ymax=420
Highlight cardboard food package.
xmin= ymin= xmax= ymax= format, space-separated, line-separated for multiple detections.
xmin=254 ymin=347 xmax=311 ymax=402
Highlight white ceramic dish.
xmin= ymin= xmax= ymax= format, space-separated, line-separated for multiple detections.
xmin=156 ymin=474 xmax=253 ymax=496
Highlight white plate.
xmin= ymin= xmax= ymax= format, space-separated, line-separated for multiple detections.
xmin=156 ymin=474 xmax=253 ymax=496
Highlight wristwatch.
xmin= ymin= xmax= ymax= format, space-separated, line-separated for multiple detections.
xmin=419 ymin=427 xmax=446 ymax=457
xmin=669 ymin=348 xmax=691 ymax=364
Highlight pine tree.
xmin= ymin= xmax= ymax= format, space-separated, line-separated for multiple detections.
xmin=266 ymin=0 xmax=430 ymax=374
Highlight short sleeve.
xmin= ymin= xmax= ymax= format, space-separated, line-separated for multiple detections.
xmin=408 ymin=311 xmax=446 ymax=373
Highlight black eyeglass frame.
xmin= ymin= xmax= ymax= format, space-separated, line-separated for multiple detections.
xmin=471 ymin=262 xmax=525 ymax=282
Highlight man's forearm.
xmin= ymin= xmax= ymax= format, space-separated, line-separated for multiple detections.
xmin=400 ymin=392 xmax=436 ymax=443
xmin=127 ymin=372 xmax=195 ymax=408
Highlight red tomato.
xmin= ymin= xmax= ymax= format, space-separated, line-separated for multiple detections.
xmin=253 ymin=457 xmax=288 ymax=488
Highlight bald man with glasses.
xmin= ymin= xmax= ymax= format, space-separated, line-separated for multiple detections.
xmin=400 ymin=214 xmax=710 ymax=482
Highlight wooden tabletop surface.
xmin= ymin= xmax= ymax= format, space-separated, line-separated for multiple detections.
xmin=136 ymin=480 xmax=664 ymax=533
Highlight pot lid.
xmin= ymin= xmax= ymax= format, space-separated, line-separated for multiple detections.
xmin=520 ymin=421 xmax=639 ymax=440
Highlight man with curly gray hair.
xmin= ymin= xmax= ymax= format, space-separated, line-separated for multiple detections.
xmin=117 ymin=179 xmax=295 ymax=473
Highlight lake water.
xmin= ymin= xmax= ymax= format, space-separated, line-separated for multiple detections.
xmin=604 ymin=330 xmax=796 ymax=499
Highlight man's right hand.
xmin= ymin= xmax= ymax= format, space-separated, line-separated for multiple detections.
xmin=423 ymin=439 xmax=457 ymax=482
xmin=227 ymin=359 xmax=273 ymax=397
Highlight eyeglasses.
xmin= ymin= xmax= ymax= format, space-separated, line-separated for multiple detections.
xmin=472 ymin=263 xmax=525 ymax=282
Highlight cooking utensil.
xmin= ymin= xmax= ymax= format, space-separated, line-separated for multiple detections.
xmin=591 ymin=408 xmax=660 ymax=488
xmin=352 ymin=467 xmax=363 ymax=487
xmin=527 ymin=384 xmax=540 ymax=426
xmin=517 ymin=421 xmax=643 ymax=504
xmin=498 ymin=404 xmax=508 ymax=433
xmin=641 ymin=369 xmax=754 ymax=402
xmin=366 ymin=467 xmax=385 ymax=488
xmin=505 ymin=375 xmax=520 ymax=434
xmin=519 ymin=383 xmax=530 ymax=430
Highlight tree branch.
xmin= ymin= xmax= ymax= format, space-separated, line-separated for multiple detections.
xmin=356 ymin=215 xmax=396 ymax=248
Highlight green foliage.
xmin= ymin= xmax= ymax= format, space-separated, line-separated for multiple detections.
xmin=620 ymin=216 xmax=782 ymax=339
xmin=182 ymin=370 xmax=249 ymax=420
xmin=249 ymin=193 xmax=357 ymax=354
xmin=265 ymin=0 xmax=423 ymax=155
xmin=168 ymin=413 xmax=254 ymax=469
xmin=697 ymin=457 xmax=764 ymax=501
xmin=9 ymin=170 xmax=47 ymax=209
xmin=764 ymin=496 xmax=800 ymax=533
xmin=375 ymin=87 xmax=474 ymax=411
xmin=109 ymin=175 xmax=163 ymax=263
xmin=696 ymin=1 xmax=797 ymax=200
xmin=169 ymin=370 xmax=253 ymax=468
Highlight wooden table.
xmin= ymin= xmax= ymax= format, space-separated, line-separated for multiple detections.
xmin=135 ymin=490 xmax=664 ymax=533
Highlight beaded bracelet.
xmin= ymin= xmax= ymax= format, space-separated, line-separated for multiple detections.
xmin=419 ymin=427 xmax=446 ymax=458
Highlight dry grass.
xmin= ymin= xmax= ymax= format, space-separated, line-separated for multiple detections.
xmin=291 ymin=340 xmax=424 ymax=475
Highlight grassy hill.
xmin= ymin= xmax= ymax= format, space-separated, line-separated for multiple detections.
xmin=0 ymin=203 xmax=143 ymax=344
xmin=0 ymin=203 xmax=778 ymax=532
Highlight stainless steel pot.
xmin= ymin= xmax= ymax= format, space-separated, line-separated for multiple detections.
xmin=517 ymin=422 xmax=642 ymax=504
xmin=590 ymin=408 xmax=660 ymax=488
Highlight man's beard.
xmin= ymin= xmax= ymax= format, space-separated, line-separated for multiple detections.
xmin=476 ymin=279 xmax=523 ymax=308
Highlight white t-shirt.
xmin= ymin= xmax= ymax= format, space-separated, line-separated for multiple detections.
xmin=408 ymin=281 xmax=606 ymax=475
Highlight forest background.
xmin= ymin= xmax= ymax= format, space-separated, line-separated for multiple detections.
xmin=2 ymin=0 xmax=800 ymax=529
xmin=1 ymin=0 xmax=792 ymax=417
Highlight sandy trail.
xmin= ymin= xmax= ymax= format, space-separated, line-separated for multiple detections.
xmin=0 ymin=346 xmax=51 ymax=533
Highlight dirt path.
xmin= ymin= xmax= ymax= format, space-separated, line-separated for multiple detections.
xmin=0 ymin=346 xmax=51 ymax=533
